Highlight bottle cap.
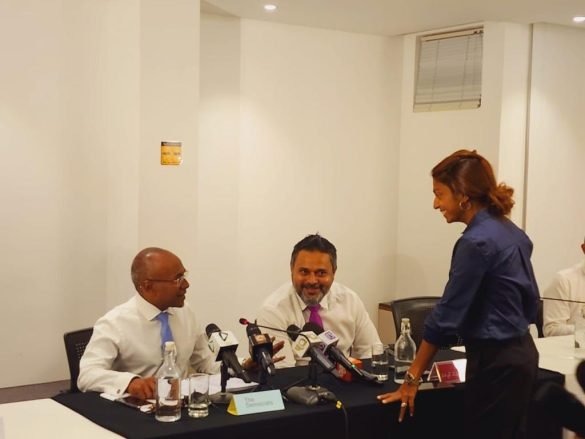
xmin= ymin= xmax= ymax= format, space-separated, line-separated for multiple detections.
xmin=164 ymin=341 xmax=176 ymax=351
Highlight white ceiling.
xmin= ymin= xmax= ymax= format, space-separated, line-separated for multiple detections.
xmin=202 ymin=0 xmax=585 ymax=36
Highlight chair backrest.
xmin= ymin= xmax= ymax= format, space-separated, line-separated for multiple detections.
xmin=390 ymin=296 xmax=440 ymax=350
xmin=535 ymin=299 xmax=544 ymax=338
xmin=63 ymin=327 xmax=93 ymax=393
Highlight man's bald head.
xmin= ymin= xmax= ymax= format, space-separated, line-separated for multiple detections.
xmin=130 ymin=247 xmax=189 ymax=310
xmin=131 ymin=247 xmax=175 ymax=291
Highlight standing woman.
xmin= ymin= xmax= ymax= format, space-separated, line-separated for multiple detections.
xmin=378 ymin=149 xmax=539 ymax=439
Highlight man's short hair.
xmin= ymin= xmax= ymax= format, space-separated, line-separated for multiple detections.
xmin=290 ymin=234 xmax=337 ymax=271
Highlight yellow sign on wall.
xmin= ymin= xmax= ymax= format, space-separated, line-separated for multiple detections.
xmin=160 ymin=141 xmax=182 ymax=165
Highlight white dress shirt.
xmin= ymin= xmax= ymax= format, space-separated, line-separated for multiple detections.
xmin=256 ymin=282 xmax=381 ymax=368
xmin=543 ymin=260 xmax=585 ymax=337
xmin=78 ymin=293 xmax=219 ymax=395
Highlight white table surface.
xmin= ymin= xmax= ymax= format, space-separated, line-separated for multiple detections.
xmin=0 ymin=398 xmax=122 ymax=439
xmin=533 ymin=334 xmax=585 ymax=405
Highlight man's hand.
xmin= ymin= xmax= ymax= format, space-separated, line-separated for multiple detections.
xmin=242 ymin=339 xmax=286 ymax=370
xmin=271 ymin=339 xmax=286 ymax=364
xmin=126 ymin=376 xmax=156 ymax=400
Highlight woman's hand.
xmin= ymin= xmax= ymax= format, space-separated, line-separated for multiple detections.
xmin=377 ymin=380 xmax=420 ymax=422
xmin=376 ymin=340 xmax=438 ymax=421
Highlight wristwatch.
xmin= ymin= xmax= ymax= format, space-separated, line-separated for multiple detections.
xmin=404 ymin=371 xmax=419 ymax=386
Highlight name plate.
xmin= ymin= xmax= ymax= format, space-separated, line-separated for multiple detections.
xmin=227 ymin=390 xmax=285 ymax=416
xmin=428 ymin=359 xmax=467 ymax=383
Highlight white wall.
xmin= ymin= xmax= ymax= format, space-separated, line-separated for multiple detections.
xmin=394 ymin=23 xmax=531 ymax=299
xmin=0 ymin=0 xmax=110 ymax=387
xmin=526 ymin=23 xmax=585 ymax=290
xmin=197 ymin=16 xmax=402 ymax=339
xmin=0 ymin=0 xmax=200 ymax=387
xmin=1 ymin=3 xmax=583 ymax=389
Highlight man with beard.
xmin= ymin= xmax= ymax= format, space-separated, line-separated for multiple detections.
xmin=256 ymin=234 xmax=381 ymax=368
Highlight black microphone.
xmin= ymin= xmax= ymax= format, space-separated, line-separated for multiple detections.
xmin=288 ymin=324 xmax=337 ymax=374
xmin=304 ymin=323 xmax=381 ymax=384
xmin=246 ymin=323 xmax=276 ymax=376
xmin=577 ymin=360 xmax=585 ymax=393
xmin=205 ymin=323 xmax=251 ymax=383
xmin=239 ymin=318 xmax=303 ymax=339
xmin=239 ymin=318 xmax=338 ymax=376
xmin=541 ymin=297 xmax=585 ymax=304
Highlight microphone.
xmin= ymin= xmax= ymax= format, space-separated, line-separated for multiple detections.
xmin=239 ymin=318 xmax=338 ymax=377
xmin=238 ymin=319 xmax=340 ymax=405
xmin=246 ymin=323 xmax=276 ymax=376
xmin=306 ymin=323 xmax=382 ymax=384
xmin=577 ymin=360 xmax=585 ymax=393
xmin=205 ymin=323 xmax=251 ymax=383
xmin=239 ymin=318 xmax=303 ymax=338
xmin=541 ymin=297 xmax=585 ymax=304
xmin=288 ymin=324 xmax=337 ymax=374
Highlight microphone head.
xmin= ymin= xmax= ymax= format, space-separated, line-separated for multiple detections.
xmin=303 ymin=322 xmax=324 ymax=335
xmin=577 ymin=360 xmax=585 ymax=392
xmin=246 ymin=323 xmax=262 ymax=337
xmin=205 ymin=323 xmax=221 ymax=337
xmin=287 ymin=324 xmax=301 ymax=341
xmin=239 ymin=318 xmax=249 ymax=326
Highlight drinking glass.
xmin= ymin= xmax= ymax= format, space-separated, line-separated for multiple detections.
xmin=188 ymin=373 xmax=210 ymax=418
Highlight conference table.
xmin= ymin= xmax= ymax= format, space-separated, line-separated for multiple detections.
xmin=0 ymin=347 xmax=568 ymax=438
xmin=23 ymin=349 xmax=557 ymax=439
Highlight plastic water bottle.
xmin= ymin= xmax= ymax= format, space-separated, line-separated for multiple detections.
xmin=155 ymin=341 xmax=182 ymax=422
xmin=394 ymin=318 xmax=416 ymax=384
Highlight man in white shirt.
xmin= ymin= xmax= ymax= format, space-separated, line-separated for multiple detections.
xmin=543 ymin=238 xmax=585 ymax=337
xmin=79 ymin=247 xmax=281 ymax=399
xmin=256 ymin=234 xmax=381 ymax=368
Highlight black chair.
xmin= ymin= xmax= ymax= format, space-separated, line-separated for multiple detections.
xmin=390 ymin=296 xmax=440 ymax=350
xmin=63 ymin=327 xmax=93 ymax=393
xmin=536 ymin=299 xmax=545 ymax=338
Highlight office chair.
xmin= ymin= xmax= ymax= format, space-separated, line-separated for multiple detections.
xmin=390 ymin=296 xmax=440 ymax=350
xmin=390 ymin=296 xmax=463 ymax=350
xmin=63 ymin=327 xmax=93 ymax=393
xmin=535 ymin=299 xmax=545 ymax=338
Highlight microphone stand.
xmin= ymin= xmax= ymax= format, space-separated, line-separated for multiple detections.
xmin=239 ymin=318 xmax=335 ymax=405
xmin=210 ymin=361 xmax=235 ymax=405
xmin=256 ymin=365 xmax=270 ymax=388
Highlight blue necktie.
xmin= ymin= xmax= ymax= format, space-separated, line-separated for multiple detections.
xmin=155 ymin=312 xmax=174 ymax=352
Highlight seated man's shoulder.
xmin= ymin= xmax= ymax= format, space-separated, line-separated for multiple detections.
xmin=328 ymin=282 xmax=361 ymax=302
xmin=559 ymin=261 xmax=585 ymax=278
xmin=262 ymin=282 xmax=296 ymax=308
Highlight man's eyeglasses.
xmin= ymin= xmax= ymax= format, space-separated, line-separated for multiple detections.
xmin=146 ymin=272 xmax=188 ymax=286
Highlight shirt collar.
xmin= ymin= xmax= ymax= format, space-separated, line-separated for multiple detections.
xmin=463 ymin=208 xmax=491 ymax=233
xmin=134 ymin=293 xmax=175 ymax=321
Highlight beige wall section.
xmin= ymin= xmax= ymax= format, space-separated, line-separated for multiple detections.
xmin=197 ymin=16 xmax=402 ymax=339
xmin=1 ymin=2 xmax=583 ymax=388
xmin=526 ymin=24 xmax=585 ymax=290
xmin=136 ymin=0 xmax=200 ymax=300
xmin=0 ymin=0 xmax=200 ymax=387
xmin=0 ymin=0 xmax=110 ymax=387
xmin=394 ymin=23 xmax=532 ymax=304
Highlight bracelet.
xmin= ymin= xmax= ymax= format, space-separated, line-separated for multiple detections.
xmin=404 ymin=371 xmax=420 ymax=386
